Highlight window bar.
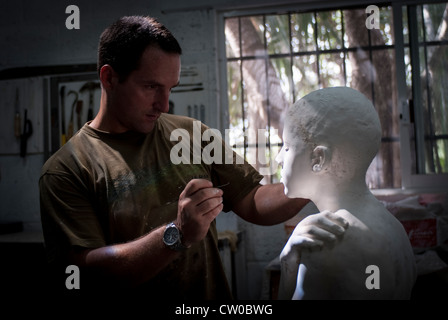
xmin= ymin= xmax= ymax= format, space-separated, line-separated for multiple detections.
xmin=314 ymin=11 xmax=321 ymax=87
xmin=340 ymin=9 xmax=348 ymax=86
xmin=263 ymin=15 xmax=273 ymax=182
xmin=408 ymin=5 xmax=426 ymax=174
xmin=420 ymin=5 xmax=438 ymax=172
xmin=289 ymin=13 xmax=296 ymax=103
xmin=366 ymin=13 xmax=376 ymax=107
xmin=366 ymin=9 xmax=381 ymax=187
xmin=238 ymin=17 xmax=247 ymax=161
xmin=262 ymin=15 xmax=271 ymax=132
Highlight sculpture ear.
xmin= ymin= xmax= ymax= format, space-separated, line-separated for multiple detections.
xmin=311 ymin=146 xmax=330 ymax=172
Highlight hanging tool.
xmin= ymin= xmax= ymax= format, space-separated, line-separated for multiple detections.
xmin=76 ymin=97 xmax=83 ymax=130
xmin=14 ymin=88 xmax=21 ymax=138
xmin=20 ymin=109 xmax=33 ymax=157
xmin=80 ymin=81 xmax=100 ymax=122
xmin=60 ymin=86 xmax=67 ymax=145
xmin=67 ymin=90 xmax=79 ymax=140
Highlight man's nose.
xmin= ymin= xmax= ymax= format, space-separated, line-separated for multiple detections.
xmin=154 ymin=89 xmax=171 ymax=113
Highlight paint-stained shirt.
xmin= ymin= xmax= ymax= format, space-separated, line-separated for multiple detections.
xmin=39 ymin=113 xmax=263 ymax=299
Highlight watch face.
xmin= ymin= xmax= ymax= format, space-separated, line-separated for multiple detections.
xmin=164 ymin=226 xmax=180 ymax=246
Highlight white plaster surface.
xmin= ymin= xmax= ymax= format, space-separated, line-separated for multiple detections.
xmin=277 ymin=87 xmax=417 ymax=299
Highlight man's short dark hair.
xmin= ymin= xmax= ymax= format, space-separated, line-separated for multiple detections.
xmin=97 ymin=16 xmax=182 ymax=81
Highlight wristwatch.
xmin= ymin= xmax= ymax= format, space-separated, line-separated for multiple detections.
xmin=163 ymin=222 xmax=188 ymax=251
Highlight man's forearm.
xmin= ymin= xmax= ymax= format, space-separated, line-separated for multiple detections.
xmin=254 ymin=183 xmax=310 ymax=225
xmin=70 ymin=226 xmax=180 ymax=288
xmin=234 ymin=183 xmax=310 ymax=226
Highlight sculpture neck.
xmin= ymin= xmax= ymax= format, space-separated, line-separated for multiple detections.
xmin=311 ymin=178 xmax=372 ymax=215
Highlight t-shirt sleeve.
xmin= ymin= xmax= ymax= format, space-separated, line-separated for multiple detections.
xmin=212 ymin=163 xmax=263 ymax=212
xmin=39 ymin=170 xmax=106 ymax=262
xmin=208 ymin=136 xmax=264 ymax=212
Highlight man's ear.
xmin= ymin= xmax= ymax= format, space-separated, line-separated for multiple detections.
xmin=99 ymin=64 xmax=118 ymax=90
xmin=311 ymin=146 xmax=330 ymax=172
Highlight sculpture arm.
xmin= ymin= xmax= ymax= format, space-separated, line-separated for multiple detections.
xmin=292 ymin=258 xmax=331 ymax=300
xmin=278 ymin=210 xmax=348 ymax=299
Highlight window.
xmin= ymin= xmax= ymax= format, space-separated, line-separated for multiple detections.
xmin=405 ymin=3 xmax=448 ymax=176
xmin=222 ymin=2 xmax=448 ymax=189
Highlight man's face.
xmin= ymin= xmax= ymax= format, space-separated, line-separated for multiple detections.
xmin=108 ymin=46 xmax=181 ymax=133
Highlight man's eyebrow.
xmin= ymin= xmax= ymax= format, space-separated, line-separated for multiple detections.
xmin=141 ymin=79 xmax=159 ymax=85
xmin=141 ymin=80 xmax=180 ymax=88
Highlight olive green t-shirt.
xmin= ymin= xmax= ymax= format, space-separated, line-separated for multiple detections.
xmin=39 ymin=113 xmax=263 ymax=299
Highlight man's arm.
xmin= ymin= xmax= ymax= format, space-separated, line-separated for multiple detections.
xmin=232 ymin=183 xmax=309 ymax=225
xmin=69 ymin=226 xmax=178 ymax=288
xmin=69 ymin=179 xmax=223 ymax=288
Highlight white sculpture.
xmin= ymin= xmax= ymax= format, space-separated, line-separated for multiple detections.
xmin=276 ymin=87 xmax=416 ymax=299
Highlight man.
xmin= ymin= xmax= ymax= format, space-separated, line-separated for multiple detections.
xmin=39 ymin=16 xmax=346 ymax=299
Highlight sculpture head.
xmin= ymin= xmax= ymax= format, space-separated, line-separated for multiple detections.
xmin=276 ymin=87 xmax=381 ymax=199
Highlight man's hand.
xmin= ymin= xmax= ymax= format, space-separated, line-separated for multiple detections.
xmin=281 ymin=210 xmax=349 ymax=262
xmin=175 ymin=179 xmax=224 ymax=247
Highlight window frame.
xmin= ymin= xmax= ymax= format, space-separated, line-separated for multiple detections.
xmin=393 ymin=2 xmax=448 ymax=190
xmin=217 ymin=1 xmax=448 ymax=192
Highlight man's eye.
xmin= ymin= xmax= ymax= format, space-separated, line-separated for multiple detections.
xmin=284 ymin=147 xmax=289 ymax=152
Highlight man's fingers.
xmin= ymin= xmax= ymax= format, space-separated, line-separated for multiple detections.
xmin=207 ymin=203 xmax=224 ymax=220
xmin=181 ymin=179 xmax=213 ymax=197
xmin=193 ymin=186 xmax=223 ymax=201
xmin=197 ymin=196 xmax=224 ymax=217
xmin=188 ymin=187 xmax=223 ymax=217
xmin=180 ymin=179 xmax=223 ymax=210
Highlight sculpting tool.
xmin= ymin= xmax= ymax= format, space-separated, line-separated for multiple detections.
xmin=215 ymin=182 xmax=230 ymax=189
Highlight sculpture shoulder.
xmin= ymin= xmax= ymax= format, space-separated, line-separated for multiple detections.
xmin=297 ymin=207 xmax=415 ymax=299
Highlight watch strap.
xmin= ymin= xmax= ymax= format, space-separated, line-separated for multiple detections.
xmin=164 ymin=222 xmax=188 ymax=251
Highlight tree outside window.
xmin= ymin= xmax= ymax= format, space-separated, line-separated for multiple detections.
xmin=224 ymin=2 xmax=448 ymax=189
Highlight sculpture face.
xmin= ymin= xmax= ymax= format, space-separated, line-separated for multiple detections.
xmin=277 ymin=124 xmax=313 ymax=199
xmin=277 ymin=86 xmax=383 ymax=199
